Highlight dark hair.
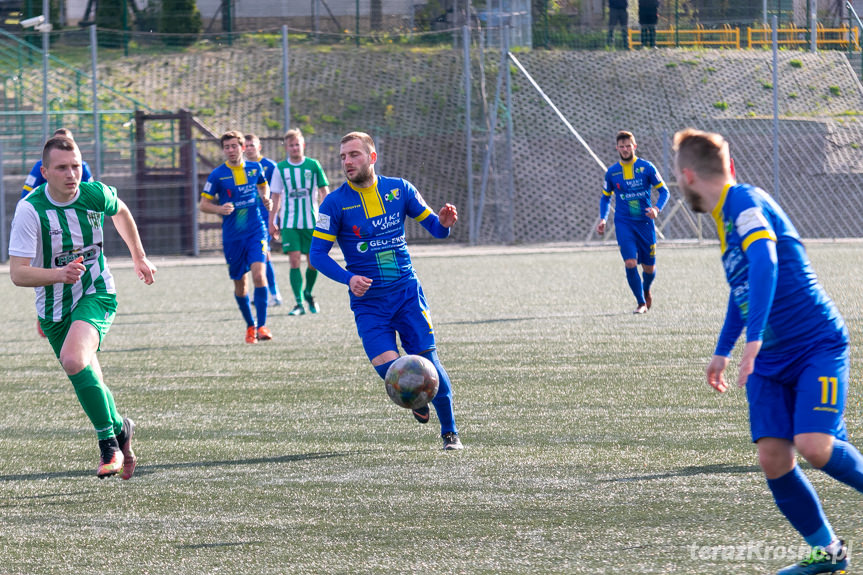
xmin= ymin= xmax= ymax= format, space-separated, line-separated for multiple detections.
xmin=42 ymin=136 xmax=77 ymax=167
xmin=220 ymin=130 xmax=244 ymax=146
xmin=616 ymin=130 xmax=635 ymax=144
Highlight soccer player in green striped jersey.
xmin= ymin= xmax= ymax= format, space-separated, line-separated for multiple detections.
xmin=8 ymin=135 xmax=156 ymax=479
xmin=269 ymin=128 xmax=330 ymax=316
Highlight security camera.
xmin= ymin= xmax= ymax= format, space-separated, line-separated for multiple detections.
xmin=20 ymin=15 xmax=45 ymax=29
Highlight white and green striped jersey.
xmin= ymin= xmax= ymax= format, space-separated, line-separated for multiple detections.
xmin=8 ymin=181 xmax=120 ymax=321
xmin=271 ymin=157 xmax=329 ymax=230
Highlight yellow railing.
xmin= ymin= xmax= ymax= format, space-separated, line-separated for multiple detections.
xmin=627 ymin=23 xmax=859 ymax=50
xmin=629 ymin=25 xmax=740 ymax=49
xmin=747 ymin=23 xmax=859 ymax=50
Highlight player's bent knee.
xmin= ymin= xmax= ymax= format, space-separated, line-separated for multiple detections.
xmin=794 ymin=433 xmax=835 ymax=468
xmin=624 ymin=259 xmax=638 ymax=268
xmin=756 ymin=437 xmax=796 ymax=478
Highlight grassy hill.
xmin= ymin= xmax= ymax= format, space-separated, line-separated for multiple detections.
xmin=5 ymin=39 xmax=863 ymax=242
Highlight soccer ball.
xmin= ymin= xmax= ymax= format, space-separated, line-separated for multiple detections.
xmin=384 ymin=355 xmax=439 ymax=409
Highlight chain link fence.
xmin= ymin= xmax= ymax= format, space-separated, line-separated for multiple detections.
xmin=3 ymin=10 xmax=863 ymax=261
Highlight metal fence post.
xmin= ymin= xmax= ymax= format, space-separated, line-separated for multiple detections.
xmin=463 ymin=25 xmax=474 ymax=245
xmin=282 ymin=25 xmax=291 ymax=131
xmin=191 ymin=138 xmax=199 ymax=256
xmin=90 ymin=24 xmax=101 ymax=180
xmin=772 ymin=15 xmax=780 ymax=201
xmin=0 ymin=140 xmax=6 ymax=263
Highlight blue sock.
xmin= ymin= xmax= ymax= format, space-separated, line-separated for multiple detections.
xmin=254 ymin=286 xmax=268 ymax=327
xmin=767 ymin=467 xmax=836 ymax=548
xmin=821 ymin=439 xmax=863 ymax=493
xmin=625 ymin=267 xmax=644 ymax=305
xmin=420 ymin=350 xmax=457 ymax=436
xmin=235 ymin=294 xmax=255 ymax=327
xmin=374 ymin=360 xmax=395 ymax=380
xmin=642 ymin=271 xmax=656 ymax=294
xmin=266 ymin=260 xmax=278 ymax=295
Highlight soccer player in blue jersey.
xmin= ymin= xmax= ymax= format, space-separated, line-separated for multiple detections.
xmin=674 ymin=128 xmax=861 ymax=575
xmin=244 ymin=133 xmax=284 ymax=307
xmin=309 ymin=131 xmax=463 ymax=451
xmin=200 ymin=130 xmax=274 ymax=344
xmin=21 ymin=129 xmax=94 ymax=200
xmin=598 ymin=130 xmax=669 ymax=314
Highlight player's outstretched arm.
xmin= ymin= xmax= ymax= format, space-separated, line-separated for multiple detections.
xmin=111 ymin=200 xmax=156 ymax=285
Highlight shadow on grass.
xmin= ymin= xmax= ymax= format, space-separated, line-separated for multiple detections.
xmin=0 ymin=450 xmax=362 ymax=482
xmin=603 ymin=463 xmax=761 ymax=482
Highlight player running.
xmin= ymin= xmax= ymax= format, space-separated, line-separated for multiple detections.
xmin=674 ymin=128 xmax=860 ymax=575
xmin=269 ymin=128 xmax=330 ymax=316
xmin=200 ymin=130 xmax=273 ymax=344
xmin=8 ymin=135 xmax=156 ymax=479
xmin=309 ymin=131 xmax=463 ymax=451
xmin=597 ymin=130 xmax=669 ymax=314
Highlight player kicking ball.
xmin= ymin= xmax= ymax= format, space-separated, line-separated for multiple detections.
xmin=675 ymin=128 xmax=860 ymax=575
xmin=8 ymin=135 xmax=155 ymax=479
xmin=310 ymin=131 xmax=463 ymax=451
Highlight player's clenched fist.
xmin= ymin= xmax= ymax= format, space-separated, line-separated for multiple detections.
xmin=59 ymin=256 xmax=86 ymax=284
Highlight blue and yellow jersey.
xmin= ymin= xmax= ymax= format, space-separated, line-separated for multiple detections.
xmin=254 ymin=156 xmax=277 ymax=226
xmin=601 ymin=156 xmax=669 ymax=222
xmin=713 ymin=183 xmax=845 ymax=356
xmin=22 ymin=160 xmax=94 ymax=199
xmin=201 ymin=161 xmax=267 ymax=244
xmin=312 ymin=175 xmax=447 ymax=298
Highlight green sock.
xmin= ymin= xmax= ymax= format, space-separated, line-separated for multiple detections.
xmin=290 ymin=268 xmax=303 ymax=304
xmin=304 ymin=268 xmax=318 ymax=296
xmin=68 ymin=365 xmax=122 ymax=440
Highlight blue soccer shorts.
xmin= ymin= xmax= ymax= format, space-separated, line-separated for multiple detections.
xmin=615 ymin=219 xmax=656 ymax=265
xmin=224 ymin=234 xmax=268 ymax=280
xmin=350 ymin=278 xmax=436 ymax=361
xmin=747 ymin=338 xmax=850 ymax=443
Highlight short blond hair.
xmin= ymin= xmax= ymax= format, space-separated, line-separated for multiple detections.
xmin=284 ymin=128 xmax=304 ymax=142
xmin=672 ymin=128 xmax=730 ymax=179
xmin=340 ymin=131 xmax=375 ymax=154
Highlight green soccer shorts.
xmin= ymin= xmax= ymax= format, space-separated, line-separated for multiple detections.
xmin=281 ymin=228 xmax=314 ymax=254
xmin=41 ymin=293 xmax=118 ymax=358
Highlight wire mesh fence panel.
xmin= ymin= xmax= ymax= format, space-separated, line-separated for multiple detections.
xmin=3 ymin=16 xmax=863 ymax=261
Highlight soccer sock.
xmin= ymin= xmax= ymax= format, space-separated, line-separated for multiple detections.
xmin=625 ymin=266 xmax=645 ymax=305
xmin=290 ymin=268 xmax=303 ymax=304
xmin=68 ymin=365 xmax=121 ymax=440
xmin=254 ymin=286 xmax=268 ymax=327
xmin=642 ymin=270 xmax=656 ymax=294
xmin=374 ymin=360 xmax=395 ymax=380
xmin=265 ymin=259 xmax=278 ymax=295
xmin=235 ymin=294 xmax=255 ymax=327
xmin=767 ymin=466 xmax=836 ymax=549
xmin=420 ymin=350 xmax=457 ymax=435
xmin=821 ymin=439 xmax=863 ymax=493
xmin=304 ymin=268 xmax=318 ymax=296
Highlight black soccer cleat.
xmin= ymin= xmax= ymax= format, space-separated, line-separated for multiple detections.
xmin=412 ymin=405 xmax=430 ymax=424
xmin=97 ymin=437 xmax=123 ymax=478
